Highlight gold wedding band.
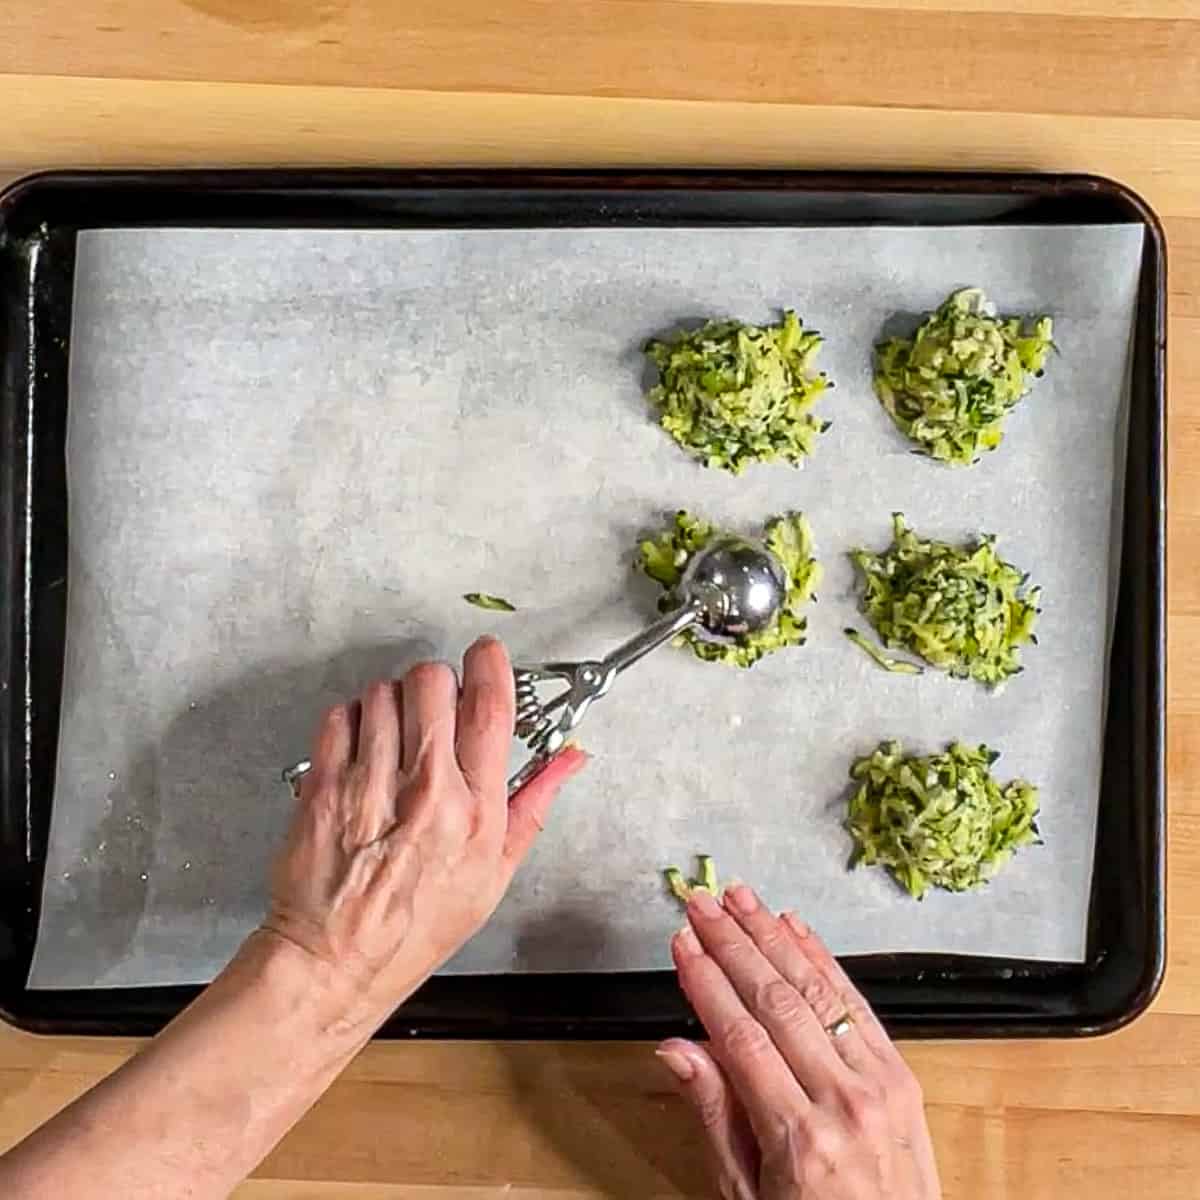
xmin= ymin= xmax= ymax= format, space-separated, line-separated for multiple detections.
xmin=826 ymin=1013 xmax=854 ymax=1039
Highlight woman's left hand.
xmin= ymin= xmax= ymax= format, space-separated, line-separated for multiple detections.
xmin=658 ymin=887 xmax=941 ymax=1200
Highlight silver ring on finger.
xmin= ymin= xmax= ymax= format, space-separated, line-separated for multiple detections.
xmin=825 ymin=1012 xmax=854 ymax=1039
xmin=282 ymin=759 xmax=312 ymax=797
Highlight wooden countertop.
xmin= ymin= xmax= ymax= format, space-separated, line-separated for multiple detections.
xmin=1 ymin=3 xmax=1196 ymax=1196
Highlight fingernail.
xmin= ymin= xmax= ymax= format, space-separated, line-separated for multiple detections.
xmin=674 ymin=924 xmax=703 ymax=958
xmin=656 ymin=1046 xmax=696 ymax=1082
xmin=688 ymin=889 xmax=722 ymax=919
xmin=724 ymin=884 xmax=758 ymax=914
xmin=782 ymin=911 xmax=811 ymax=939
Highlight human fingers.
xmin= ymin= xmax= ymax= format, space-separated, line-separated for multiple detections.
xmin=781 ymin=912 xmax=895 ymax=1064
xmin=345 ymin=680 xmax=404 ymax=840
xmin=672 ymin=920 xmax=808 ymax=1142
xmin=502 ymin=746 xmax=587 ymax=868
xmin=455 ymin=637 xmax=516 ymax=798
xmin=400 ymin=662 xmax=460 ymax=778
xmin=722 ymin=886 xmax=876 ymax=1075
xmin=656 ymin=1038 xmax=760 ymax=1200
xmin=687 ymin=890 xmax=850 ymax=1101
xmin=781 ymin=914 xmax=941 ymax=1190
xmin=303 ymin=701 xmax=359 ymax=798
xmin=356 ymin=680 xmax=402 ymax=780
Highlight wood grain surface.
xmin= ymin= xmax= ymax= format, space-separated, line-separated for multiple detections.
xmin=0 ymin=2 xmax=1197 ymax=1196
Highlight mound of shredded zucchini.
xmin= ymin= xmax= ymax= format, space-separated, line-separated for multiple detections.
xmin=847 ymin=740 xmax=1040 ymax=899
xmin=639 ymin=510 xmax=822 ymax=668
xmin=645 ymin=311 xmax=832 ymax=473
xmin=849 ymin=514 xmax=1039 ymax=687
xmin=664 ymin=855 xmax=720 ymax=904
xmin=874 ymin=288 xmax=1054 ymax=466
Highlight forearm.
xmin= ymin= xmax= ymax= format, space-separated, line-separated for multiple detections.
xmin=0 ymin=647 xmax=578 ymax=1200
xmin=0 ymin=931 xmax=387 ymax=1200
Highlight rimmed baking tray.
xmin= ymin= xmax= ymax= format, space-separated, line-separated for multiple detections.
xmin=0 ymin=169 xmax=1165 ymax=1038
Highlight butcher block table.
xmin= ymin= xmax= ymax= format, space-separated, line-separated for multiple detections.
xmin=1 ymin=2 xmax=1198 ymax=1196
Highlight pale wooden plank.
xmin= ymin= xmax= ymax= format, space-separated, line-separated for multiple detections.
xmin=1169 ymin=513 xmax=1200 ymax=614
xmin=686 ymin=0 xmax=1200 ymax=15
xmin=1168 ymin=713 xmax=1200 ymax=812
xmin=233 ymin=1186 xmax=618 ymax=1200
xmin=19 ymin=1038 xmax=1194 ymax=1194
xmin=1170 ymin=283 xmax=1200 ymax=690
xmin=1134 ymin=812 xmax=1193 ymax=1014
xmin=1167 ymin=303 xmax=1198 ymax=639
xmin=7 ymin=1012 xmax=1200 ymax=1175
xmin=2 ymin=78 xmax=1200 ymax=222
xmin=3 ymin=2 xmax=1200 ymax=119
xmin=232 ymin=1100 xmax=1200 ymax=1200
xmin=244 ymin=1057 xmax=709 ymax=1194
xmin=6 ymin=1007 xmax=1200 ymax=1181
xmin=1170 ymin=218 xmax=1200 ymax=317
xmin=17 ymin=1064 xmax=1190 ymax=1197
xmin=928 ymin=1104 xmax=1200 ymax=1200
xmin=1169 ymin=615 xmax=1200 ymax=714
xmin=903 ymin=1014 xmax=1200 ymax=1110
xmin=1156 ymin=918 xmax=1200 ymax=1015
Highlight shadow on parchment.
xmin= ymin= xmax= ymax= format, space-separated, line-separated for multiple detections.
xmin=876 ymin=308 xmax=932 ymax=345
xmin=79 ymin=635 xmax=441 ymax=980
xmin=497 ymin=906 xmax=713 ymax=1198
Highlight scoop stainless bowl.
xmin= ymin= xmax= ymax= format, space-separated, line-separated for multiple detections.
xmin=679 ymin=535 xmax=789 ymax=643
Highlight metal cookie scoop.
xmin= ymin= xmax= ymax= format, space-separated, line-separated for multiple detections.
xmin=282 ymin=536 xmax=787 ymax=799
xmin=507 ymin=536 xmax=788 ymax=795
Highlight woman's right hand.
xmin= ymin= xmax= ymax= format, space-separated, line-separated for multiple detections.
xmin=261 ymin=636 xmax=587 ymax=1032
xmin=657 ymin=886 xmax=941 ymax=1200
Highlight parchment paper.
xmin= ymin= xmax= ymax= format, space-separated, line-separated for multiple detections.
xmin=28 ymin=224 xmax=1143 ymax=988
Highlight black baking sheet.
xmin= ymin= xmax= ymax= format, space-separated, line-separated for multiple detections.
xmin=0 ymin=170 xmax=1166 ymax=1038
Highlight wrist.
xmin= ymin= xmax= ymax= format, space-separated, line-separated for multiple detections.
xmin=224 ymin=929 xmax=393 ymax=1051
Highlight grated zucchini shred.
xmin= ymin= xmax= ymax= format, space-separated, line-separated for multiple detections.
xmin=873 ymin=288 xmax=1054 ymax=466
xmin=850 ymin=514 xmax=1039 ymax=688
xmin=664 ymin=855 xmax=721 ymax=905
xmin=639 ymin=510 xmax=822 ymax=668
xmin=847 ymin=740 xmax=1040 ymax=900
xmin=843 ymin=627 xmax=924 ymax=676
xmin=463 ymin=592 xmax=517 ymax=612
xmin=645 ymin=311 xmax=832 ymax=474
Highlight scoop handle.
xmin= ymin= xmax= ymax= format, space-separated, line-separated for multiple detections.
xmin=599 ymin=596 xmax=705 ymax=678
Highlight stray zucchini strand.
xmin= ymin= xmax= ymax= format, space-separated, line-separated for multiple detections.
xmin=664 ymin=867 xmax=693 ymax=905
xmin=463 ymin=592 xmax=517 ymax=613
xmin=844 ymin=627 xmax=924 ymax=675
xmin=664 ymin=855 xmax=723 ymax=905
